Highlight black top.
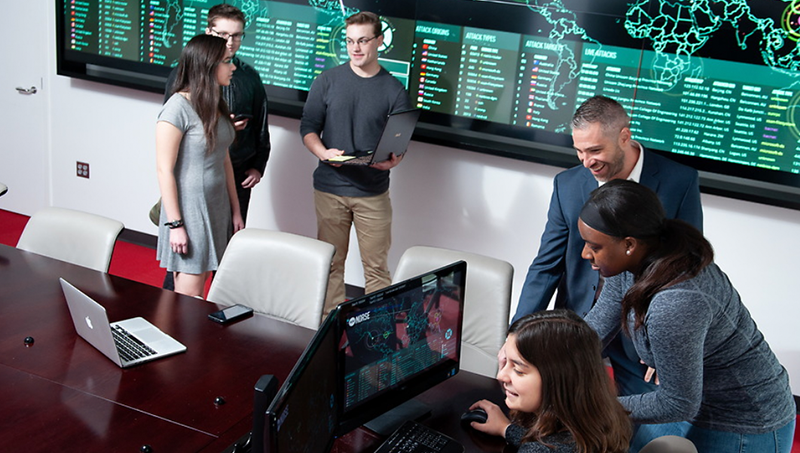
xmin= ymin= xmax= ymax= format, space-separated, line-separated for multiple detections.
xmin=505 ymin=424 xmax=577 ymax=453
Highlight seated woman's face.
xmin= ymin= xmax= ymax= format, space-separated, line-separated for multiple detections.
xmin=496 ymin=334 xmax=543 ymax=413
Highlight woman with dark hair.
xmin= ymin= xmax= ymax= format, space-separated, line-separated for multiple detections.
xmin=469 ymin=309 xmax=632 ymax=453
xmin=579 ymin=179 xmax=795 ymax=452
xmin=156 ymin=34 xmax=244 ymax=297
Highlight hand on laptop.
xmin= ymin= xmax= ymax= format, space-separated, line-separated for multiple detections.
xmin=370 ymin=152 xmax=403 ymax=171
xmin=318 ymin=147 xmax=345 ymax=167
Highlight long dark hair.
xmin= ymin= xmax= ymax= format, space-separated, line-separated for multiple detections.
xmin=509 ymin=310 xmax=631 ymax=453
xmin=170 ymin=34 xmax=232 ymax=153
xmin=582 ymin=179 xmax=713 ymax=331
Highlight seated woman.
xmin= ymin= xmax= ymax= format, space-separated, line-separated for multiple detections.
xmin=579 ymin=179 xmax=795 ymax=452
xmin=469 ymin=309 xmax=632 ymax=453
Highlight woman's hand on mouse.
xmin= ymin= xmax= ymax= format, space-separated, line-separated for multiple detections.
xmin=469 ymin=400 xmax=511 ymax=438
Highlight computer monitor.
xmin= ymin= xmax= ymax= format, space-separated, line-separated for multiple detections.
xmin=335 ymin=261 xmax=467 ymax=435
xmin=263 ymin=308 xmax=340 ymax=453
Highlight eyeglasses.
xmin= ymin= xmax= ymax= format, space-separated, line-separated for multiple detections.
xmin=345 ymin=36 xmax=377 ymax=47
xmin=211 ymin=29 xmax=246 ymax=42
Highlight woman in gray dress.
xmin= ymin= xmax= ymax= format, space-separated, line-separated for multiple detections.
xmin=156 ymin=34 xmax=244 ymax=297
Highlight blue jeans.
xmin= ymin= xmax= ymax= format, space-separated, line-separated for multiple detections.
xmin=630 ymin=418 xmax=796 ymax=453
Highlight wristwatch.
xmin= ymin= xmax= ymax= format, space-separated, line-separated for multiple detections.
xmin=164 ymin=219 xmax=184 ymax=229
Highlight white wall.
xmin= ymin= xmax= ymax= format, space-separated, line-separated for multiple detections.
xmin=2 ymin=0 xmax=798 ymax=394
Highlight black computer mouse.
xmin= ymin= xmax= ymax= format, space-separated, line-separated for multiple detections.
xmin=460 ymin=408 xmax=488 ymax=426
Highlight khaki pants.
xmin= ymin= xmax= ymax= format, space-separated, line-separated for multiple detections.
xmin=314 ymin=189 xmax=392 ymax=316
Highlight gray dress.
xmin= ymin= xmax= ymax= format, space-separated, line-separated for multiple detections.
xmin=157 ymin=94 xmax=235 ymax=274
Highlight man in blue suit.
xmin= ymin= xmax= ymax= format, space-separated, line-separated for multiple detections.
xmin=512 ymin=95 xmax=703 ymax=396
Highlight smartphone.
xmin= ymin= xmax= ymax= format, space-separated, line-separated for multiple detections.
xmin=208 ymin=304 xmax=254 ymax=324
xmin=233 ymin=113 xmax=253 ymax=122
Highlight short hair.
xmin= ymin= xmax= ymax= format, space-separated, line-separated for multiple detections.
xmin=571 ymin=95 xmax=630 ymax=137
xmin=345 ymin=11 xmax=382 ymax=38
xmin=207 ymin=4 xmax=246 ymax=29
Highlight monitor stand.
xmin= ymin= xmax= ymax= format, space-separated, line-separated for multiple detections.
xmin=364 ymin=399 xmax=432 ymax=436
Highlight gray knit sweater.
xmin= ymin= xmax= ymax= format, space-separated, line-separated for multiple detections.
xmin=300 ymin=63 xmax=412 ymax=197
xmin=586 ymin=263 xmax=795 ymax=434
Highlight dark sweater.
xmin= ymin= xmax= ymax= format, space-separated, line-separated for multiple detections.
xmin=300 ymin=63 xmax=412 ymax=197
xmin=505 ymin=424 xmax=576 ymax=452
xmin=586 ymin=264 xmax=795 ymax=433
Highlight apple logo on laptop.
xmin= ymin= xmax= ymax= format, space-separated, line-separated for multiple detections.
xmin=85 ymin=316 xmax=94 ymax=330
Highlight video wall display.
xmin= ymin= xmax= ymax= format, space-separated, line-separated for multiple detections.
xmin=58 ymin=0 xmax=800 ymax=208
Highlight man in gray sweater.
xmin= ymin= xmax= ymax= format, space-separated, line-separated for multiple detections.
xmin=300 ymin=11 xmax=412 ymax=316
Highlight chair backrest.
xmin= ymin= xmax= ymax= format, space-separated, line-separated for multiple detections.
xmin=639 ymin=436 xmax=698 ymax=453
xmin=207 ymin=228 xmax=335 ymax=330
xmin=393 ymin=246 xmax=513 ymax=378
xmin=16 ymin=207 xmax=124 ymax=273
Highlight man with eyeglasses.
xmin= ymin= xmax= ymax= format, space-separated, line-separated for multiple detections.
xmin=300 ymin=11 xmax=412 ymax=317
xmin=161 ymin=3 xmax=270 ymax=291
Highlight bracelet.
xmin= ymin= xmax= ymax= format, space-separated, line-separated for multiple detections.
xmin=164 ymin=219 xmax=184 ymax=229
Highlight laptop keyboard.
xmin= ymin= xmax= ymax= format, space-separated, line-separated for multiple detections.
xmin=340 ymin=154 xmax=373 ymax=165
xmin=112 ymin=325 xmax=157 ymax=362
xmin=374 ymin=421 xmax=463 ymax=453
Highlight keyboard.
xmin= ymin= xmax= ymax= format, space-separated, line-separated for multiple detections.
xmin=112 ymin=325 xmax=157 ymax=362
xmin=326 ymin=153 xmax=374 ymax=165
xmin=374 ymin=421 xmax=464 ymax=453
xmin=341 ymin=154 xmax=374 ymax=165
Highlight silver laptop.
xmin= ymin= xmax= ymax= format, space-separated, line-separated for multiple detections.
xmin=326 ymin=108 xmax=421 ymax=166
xmin=60 ymin=278 xmax=186 ymax=368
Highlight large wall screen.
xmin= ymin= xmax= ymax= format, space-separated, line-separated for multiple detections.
xmin=58 ymin=0 xmax=800 ymax=209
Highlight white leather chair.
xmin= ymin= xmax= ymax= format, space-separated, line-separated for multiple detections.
xmin=393 ymin=246 xmax=513 ymax=378
xmin=640 ymin=436 xmax=698 ymax=453
xmin=16 ymin=207 xmax=124 ymax=273
xmin=207 ymin=228 xmax=335 ymax=330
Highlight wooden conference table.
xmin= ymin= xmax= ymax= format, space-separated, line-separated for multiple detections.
xmin=0 ymin=244 xmax=506 ymax=453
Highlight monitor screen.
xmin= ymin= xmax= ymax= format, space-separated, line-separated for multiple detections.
xmin=263 ymin=308 xmax=340 ymax=453
xmin=56 ymin=0 xmax=800 ymax=209
xmin=335 ymin=261 xmax=466 ymax=435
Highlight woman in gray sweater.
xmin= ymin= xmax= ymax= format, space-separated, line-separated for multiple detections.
xmin=580 ymin=179 xmax=795 ymax=452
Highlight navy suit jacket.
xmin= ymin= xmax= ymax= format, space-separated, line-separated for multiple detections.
xmin=513 ymin=149 xmax=703 ymax=322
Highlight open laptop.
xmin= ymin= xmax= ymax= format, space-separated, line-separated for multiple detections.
xmin=60 ymin=278 xmax=186 ymax=368
xmin=326 ymin=108 xmax=421 ymax=166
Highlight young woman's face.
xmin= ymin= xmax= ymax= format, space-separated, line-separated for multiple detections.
xmin=496 ymin=334 xmax=543 ymax=413
xmin=215 ymin=54 xmax=236 ymax=86
xmin=578 ymin=219 xmax=631 ymax=278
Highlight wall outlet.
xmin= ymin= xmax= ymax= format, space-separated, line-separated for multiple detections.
xmin=77 ymin=161 xmax=90 ymax=179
